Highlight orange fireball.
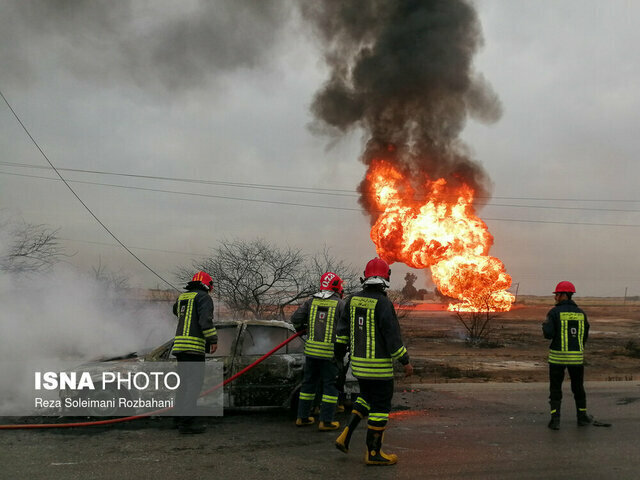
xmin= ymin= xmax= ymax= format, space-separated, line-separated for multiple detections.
xmin=363 ymin=158 xmax=514 ymax=312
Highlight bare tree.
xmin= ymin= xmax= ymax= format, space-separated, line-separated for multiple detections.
xmin=0 ymin=220 xmax=68 ymax=273
xmin=91 ymin=257 xmax=130 ymax=292
xmin=177 ymin=238 xmax=359 ymax=320
xmin=452 ymin=294 xmax=503 ymax=347
xmin=306 ymin=245 xmax=359 ymax=296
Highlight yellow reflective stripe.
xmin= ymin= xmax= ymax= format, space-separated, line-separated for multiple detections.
xmin=353 ymin=371 xmax=393 ymax=378
xmin=367 ymin=307 xmax=374 ymax=359
xmin=304 ymin=340 xmax=334 ymax=358
xmin=355 ymin=397 xmax=370 ymax=409
xmin=178 ymin=292 xmax=198 ymax=337
xmin=322 ymin=394 xmax=338 ymax=404
xmin=369 ymin=413 xmax=389 ymax=422
xmin=309 ymin=303 xmax=317 ymax=340
xmin=549 ymin=349 xmax=584 ymax=365
xmin=352 ymin=357 xmax=393 ymax=365
xmin=324 ymin=304 xmax=336 ymax=344
xmin=561 ymin=318 xmax=568 ymax=351
xmin=299 ymin=392 xmax=315 ymax=401
xmin=202 ymin=327 xmax=217 ymax=337
xmin=578 ymin=319 xmax=584 ymax=351
xmin=174 ymin=336 xmax=206 ymax=345
xmin=336 ymin=336 xmax=349 ymax=345
xmin=349 ymin=304 xmax=356 ymax=354
xmin=391 ymin=346 xmax=407 ymax=359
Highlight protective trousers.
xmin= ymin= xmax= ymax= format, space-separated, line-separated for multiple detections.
xmin=175 ymin=352 xmax=206 ymax=426
xmin=297 ymin=356 xmax=339 ymax=422
xmin=353 ymin=378 xmax=394 ymax=427
xmin=549 ymin=363 xmax=586 ymax=414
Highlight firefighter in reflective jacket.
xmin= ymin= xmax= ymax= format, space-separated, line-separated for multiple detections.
xmin=542 ymin=281 xmax=591 ymax=430
xmin=172 ymin=271 xmax=218 ymax=434
xmin=291 ymin=272 xmax=345 ymax=431
xmin=334 ymin=258 xmax=413 ymax=466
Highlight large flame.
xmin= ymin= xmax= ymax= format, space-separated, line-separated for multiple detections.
xmin=364 ymin=158 xmax=514 ymax=312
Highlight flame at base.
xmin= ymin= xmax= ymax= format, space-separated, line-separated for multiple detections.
xmin=364 ymin=158 xmax=514 ymax=312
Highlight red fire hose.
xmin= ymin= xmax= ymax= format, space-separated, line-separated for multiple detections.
xmin=0 ymin=331 xmax=304 ymax=430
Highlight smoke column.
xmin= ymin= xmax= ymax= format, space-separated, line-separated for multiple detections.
xmin=302 ymin=0 xmax=502 ymax=208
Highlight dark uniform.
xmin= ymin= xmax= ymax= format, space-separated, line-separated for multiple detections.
xmin=334 ymin=283 xmax=410 ymax=464
xmin=172 ymin=282 xmax=217 ymax=432
xmin=542 ymin=298 xmax=590 ymax=424
xmin=291 ymin=291 xmax=345 ymax=427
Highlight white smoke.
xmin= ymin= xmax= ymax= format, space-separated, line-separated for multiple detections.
xmin=0 ymin=246 xmax=176 ymax=415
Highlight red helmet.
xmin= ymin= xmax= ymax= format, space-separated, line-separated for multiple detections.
xmin=192 ymin=271 xmax=213 ymax=291
xmin=320 ymin=271 xmax=344 ymax=296
xmin=364 ymin=257 xmax=391 ymax=280
xmin=553 ymin=281 xmax=576 ymax=294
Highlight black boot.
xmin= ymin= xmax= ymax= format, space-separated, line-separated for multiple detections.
xmin=548 ymin=401 xmax=561 ymax=430
xmin=577 ymin=411 xmax=593 ymax=426
xmin=335 ymin=411 xmax=362 ymax=453
xmin=365 ymin=426 xmax=397 ymax=466
xmin=548 ymin=414 xmax=560 ymax=430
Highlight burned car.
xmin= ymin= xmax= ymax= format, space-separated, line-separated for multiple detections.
xmin=60 ymin=318 xmax=358 ymax=417
xmin=60 ymin=320 xmax=306 ymax=416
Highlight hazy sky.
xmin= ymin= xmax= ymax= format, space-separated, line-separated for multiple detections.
xmin=1 ymin=0 xmax=639 ymax=297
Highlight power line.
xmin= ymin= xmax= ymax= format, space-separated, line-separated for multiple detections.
xmin=2 ymin=166 xmax=640 ymax=213
xmin=3 ymin=169 xmax=640 ymax=228
xmin=2 ymin=160 xmax=639 ymax=205
xmin=0 ymin=170 xmax=362 ymax=212
xmin=0 ymin=88 xmax=179 ymax=291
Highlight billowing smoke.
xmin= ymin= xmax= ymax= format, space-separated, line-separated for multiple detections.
xmin=302 ymin=0 xmax=502 ymax=210
xmin=0 ymin=0 xmax=291 ymax=94
xmin=0 ymin=220 xmax=176 ymax=414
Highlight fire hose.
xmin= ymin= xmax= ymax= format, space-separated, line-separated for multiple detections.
xmin=0 ymin=331 xmax=304 ymax=430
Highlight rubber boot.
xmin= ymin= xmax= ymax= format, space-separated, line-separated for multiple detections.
xmin=319 ymin=421 xmax=340 ymax=431
xmin=295 ymin=417 xmax=315 ymax=427
xmin=365 ymin=426 xmax=397 ymax=466
xmin=548 ymin=402 xmax=561 ymax=430
xmin=548 ymin=414 xmax=560 ymax=430
xmin=577 ymin=410 xmax=593 ymax=426
xmin=335 ymin=411 xmax=362 ymax=453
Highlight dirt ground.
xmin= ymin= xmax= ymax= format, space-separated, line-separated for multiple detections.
xmin=395 ymin=296 xmax=640 ymax=386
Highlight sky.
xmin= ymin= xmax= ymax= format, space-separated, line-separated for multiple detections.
xmin=1 ymin=0 xmax=639 ymax=298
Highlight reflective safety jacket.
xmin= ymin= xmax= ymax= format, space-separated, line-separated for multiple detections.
xmin=291 ymin=291 xmax=345 ymax=359
xmin=172 ymin=287 xmax=217 ymax=355
xmin=335 ymin=286 xmax=410 ymax=379
xmin=542 ymin=299 xmax=589 ymax=365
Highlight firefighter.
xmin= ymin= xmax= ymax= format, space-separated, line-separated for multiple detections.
xmin=291 ymin=272 xmax=346 ymax=431
xmin=172 ymin=271 xmax=218 ymax=434
xmin=542 ymin=281 xmax=591 ymax=430
xmin=334 ymin=258 xmax=413 ymax=466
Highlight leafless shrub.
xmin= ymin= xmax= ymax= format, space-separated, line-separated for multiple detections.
xmin=177 ymin=238 xmax=357 ymax=321
xmin=0 ymin=219 xmax=69 ymax=273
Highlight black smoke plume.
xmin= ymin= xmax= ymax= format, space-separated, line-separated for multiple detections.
xmin=0 ymin=0 xmax=290 ymax=94
xmin=302 ymin=0 xmax=502 ymax=211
